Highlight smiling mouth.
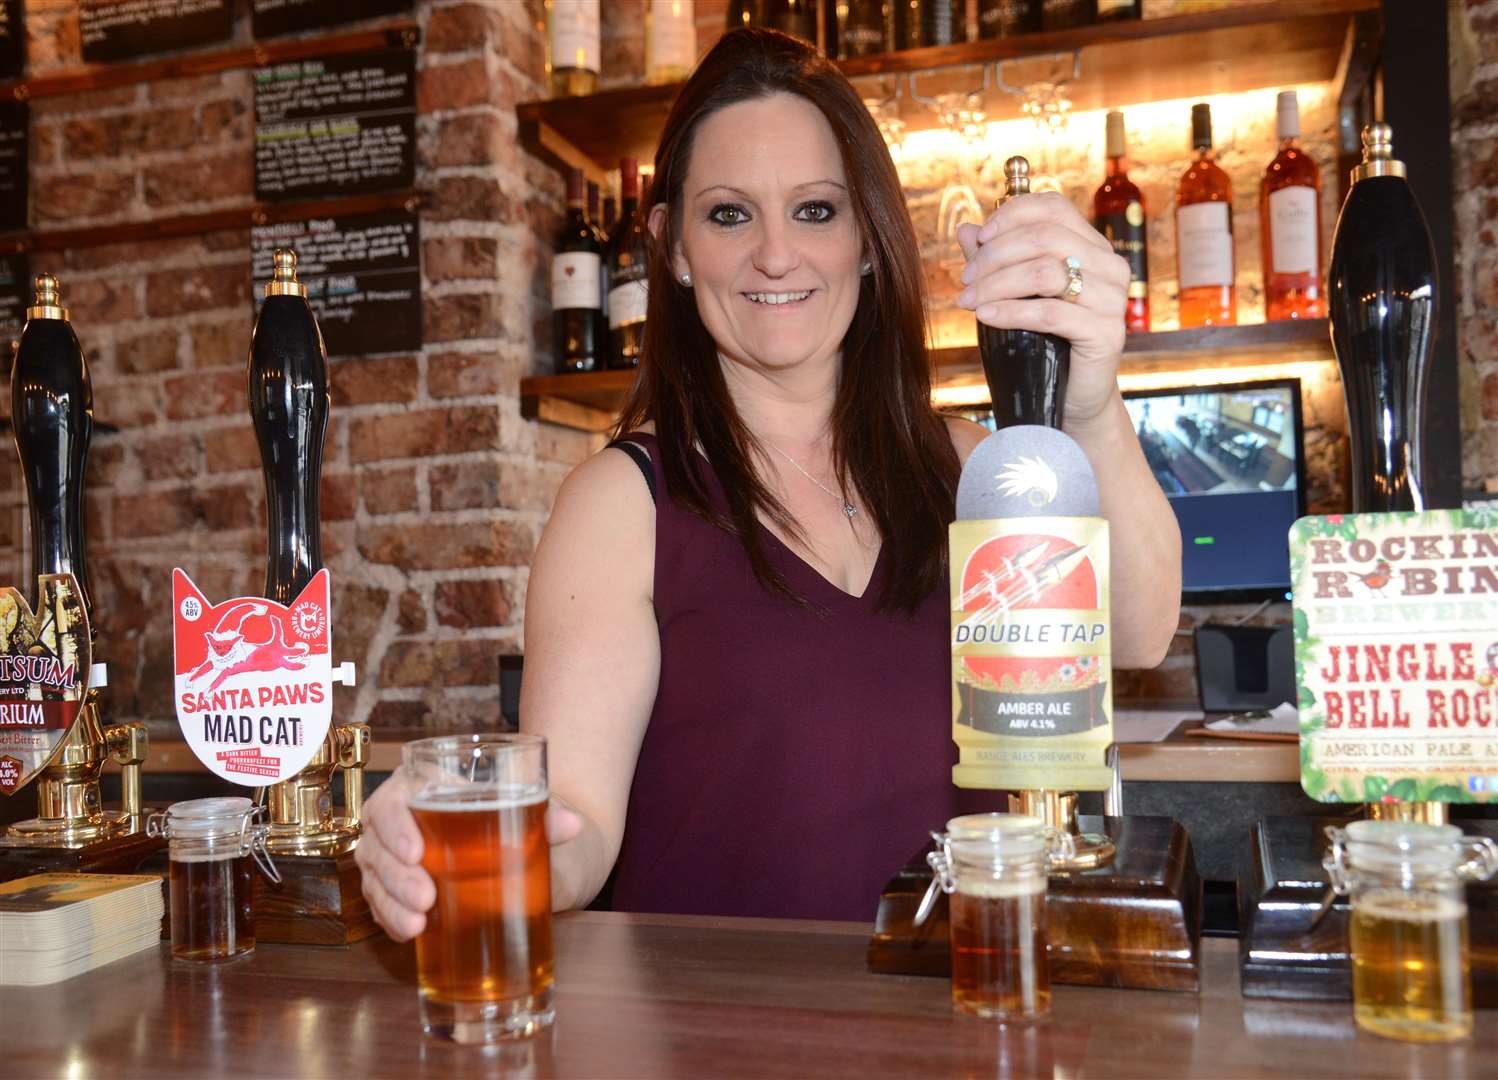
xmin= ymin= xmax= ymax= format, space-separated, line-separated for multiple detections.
xmin=744 ymin=290 xmax=813 ymax=306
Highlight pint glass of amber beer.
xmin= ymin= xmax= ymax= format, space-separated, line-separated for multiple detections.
xmin=928 ymin=813 xmax=1069 ymax=1021
xmin=402 ymin=734 xmax=554 ymax=1043
xmin=1325 ymin=820 xmax=1498 ymax=1042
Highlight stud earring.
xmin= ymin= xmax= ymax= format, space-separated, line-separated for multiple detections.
xmin=860 ymin=260 xmax=872 ymax=276
xmin=680 ymin=272 xmax=692 ymax=286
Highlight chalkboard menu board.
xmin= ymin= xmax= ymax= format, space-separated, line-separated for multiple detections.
xmin=0 ymin=101 xmax=26 ymax=233
xmin=0 ymin=1 xmax=24 ymax=80
xmin=254 ymin=47 xmax=416 ymax=202
xmin=0 ymin=251 xmax=27 ymax=344
xmin=79 ymin=0 xmax=234 ymax=65
xmin=251 ymin=209 xmax=421 ymax=357
xmin=251 ymin=0 xmax=413 ymax=39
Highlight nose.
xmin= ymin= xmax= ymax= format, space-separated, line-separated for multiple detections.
xmin=750 ymin=216 xmax=799 ymax=279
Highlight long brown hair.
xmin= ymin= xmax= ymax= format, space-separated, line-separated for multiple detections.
xmin=615 ymin=28 xmax=959 ymax=614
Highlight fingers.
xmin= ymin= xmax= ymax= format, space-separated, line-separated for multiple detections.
xmin=355 ymin=768 xmax=436 ymax=942
xmin=974 ymin=296 xmax=1125 ymax=358
xmin=956 ymin=220 xmax=981 ymax=262
xmin=364 ymin=768 xmax=424 ymax=864
xmin=958 ymin=252 xmax=1129 ymax=319
xmin=976 ymin=190 xmax=1112 ymax=253
xmin=360 ymin=863 xmax=427 ymax=942
xmin=961 ymin=222 xmax=1129 ymax=291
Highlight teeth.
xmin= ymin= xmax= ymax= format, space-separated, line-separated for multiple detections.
xmin=746 ymin=291 xmax=811 ymax=305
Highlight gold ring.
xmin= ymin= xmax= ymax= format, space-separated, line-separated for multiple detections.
xmin=1061 ymin=256 xmax=1083 ymax=303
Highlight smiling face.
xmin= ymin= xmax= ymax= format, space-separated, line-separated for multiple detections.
xmin=671 ymin=92 xmax=864 ymax=379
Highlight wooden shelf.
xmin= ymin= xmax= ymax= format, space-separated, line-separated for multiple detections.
xmin=1 ymin=21 xmax=419 ymax=103
xmin=521 ymin=319 xmax=1335 ymax=432
xmin=517 ymin=0 xmax=1376 ymax=180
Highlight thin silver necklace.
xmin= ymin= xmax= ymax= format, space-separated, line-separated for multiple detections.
xmin=766 ymin=443 xmax=858 ymax=519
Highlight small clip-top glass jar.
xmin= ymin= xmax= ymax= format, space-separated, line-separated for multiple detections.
xmin=1324 ymin=819 xmax=1498 ymax=1042
xmin=149 ymin=797 xmax=279 ymax=962
xmin=926 ymin=813 xmax=1074 ymax=1021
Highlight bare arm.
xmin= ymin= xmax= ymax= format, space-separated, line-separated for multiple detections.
xmin=355 ymin=446 xmax=657 ymax=938
xmin=520 ymin=447 xmax=660 ymax=910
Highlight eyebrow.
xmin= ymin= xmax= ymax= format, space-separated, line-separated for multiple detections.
xmin=692 ymin=180 xmax=848 ymax=200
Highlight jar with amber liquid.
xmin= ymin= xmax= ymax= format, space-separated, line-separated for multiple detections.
xmin=150 ymin=797 xmax=279 ymax=963
xmin=927 ymin=813 xmax=1074 ymax=1021
xmin=1325 ymin=820 xmax=1498 ymax=1042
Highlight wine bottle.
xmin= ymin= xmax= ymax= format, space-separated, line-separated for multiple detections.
xmin=647 ymin=0 xmax=696 ymax=85
xmin=1094 ymin=111 xmax=1149 ymax=333
xmin=607 ymin=158 xmax=648 ymax=370
xmin=1175 ymin=102 xmax=1236 ymax=328
xmin=602 ymin=195 xmax=618 ymax=235
xmin=1040 ymin=0 xmax=1096 ymax=31
xmin=977 ymin=0 xmax=1041 ymax=38
xmin=547 ymin=0 xmax=600 ymax=98
xmin=553 ymin=168 xmax=606 ymax=374
xmin=1260 ymin=90 xmax=1323 ymax=321
xmin=1327 ymin=123 xmax=1437 ymax=513
xmin=766 ymin=0 xmax=817 ymax=43
xmin=1096 ymin=0 xmax=1139 ymax=19
xmin=841 ymin=0 xmax=889 ymax=56
xmin=727 ymin=0 xmax=763 ymax=30
xmin=980 ymin=157 xmax=1071 ymax=429
xmin=895 ymin=0 xmax=965 ymax=48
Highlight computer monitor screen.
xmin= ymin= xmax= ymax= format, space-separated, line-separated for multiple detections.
xmin=1123 ymin=378 xmax=1305 ymax=602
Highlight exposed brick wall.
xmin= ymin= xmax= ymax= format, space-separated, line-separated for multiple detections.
xmin=1 ymin=1 xmax=595 ymax=738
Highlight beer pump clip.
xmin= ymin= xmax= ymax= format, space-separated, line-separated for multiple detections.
xmin=0 ymin=275 xmax=149 ymax=851
xmin=950 ymin=424 xmax=1118 ymax=868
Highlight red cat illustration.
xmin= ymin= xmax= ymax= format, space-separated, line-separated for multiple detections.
xmin=188 ymin=601 xmax=310 ymax=692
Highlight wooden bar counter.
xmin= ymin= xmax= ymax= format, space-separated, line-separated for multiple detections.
xmin=7 ymin=911 xmax=1489 ymax=1077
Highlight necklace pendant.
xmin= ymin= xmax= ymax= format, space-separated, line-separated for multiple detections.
xmin=843 ymin=503 xmax=858 ymax=519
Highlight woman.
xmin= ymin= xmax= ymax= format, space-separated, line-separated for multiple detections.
xmin=357 ymin=29 xmax=1180 ymax=933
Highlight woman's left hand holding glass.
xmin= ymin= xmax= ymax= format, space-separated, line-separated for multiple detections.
xmin=955 ymin=191 xmax=1133 ymax=431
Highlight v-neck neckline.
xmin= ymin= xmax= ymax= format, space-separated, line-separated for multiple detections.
xmin=754 ymin=521 xmax=885 ymax=604
xmin=624 ymin=431 xmax=884 ymax=604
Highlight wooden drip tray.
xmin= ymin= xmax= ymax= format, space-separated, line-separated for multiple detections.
xmin=0 ymin=826 xmax=164 ymax=883
xmin=1239 ymin=816 xmax=1498 ymax=1006
xmin=869 ymin=814 xmax=1203 ymax=992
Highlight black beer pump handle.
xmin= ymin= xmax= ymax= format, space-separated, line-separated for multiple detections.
xmin=979 ymin=156 xmax=1071 ymax=430
xmin=249 ymin=249 xmax=328 ymax=606
xmin=1328 ymin=123 xmax=1438 ymax=514
xmin=9 ymin=274 xmax=94 ymax=617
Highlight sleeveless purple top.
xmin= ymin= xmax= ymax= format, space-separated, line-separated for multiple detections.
xmin=609 ymin=433 xmax=998 ymax=922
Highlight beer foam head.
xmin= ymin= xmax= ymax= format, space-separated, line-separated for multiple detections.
xmin=409 ymin=782 xmax=546 ymax=813
xmin=954 ymin=874 xmax=1046 ymax=900
xmin=1356 ymin=888 xmax=1467 ymax=924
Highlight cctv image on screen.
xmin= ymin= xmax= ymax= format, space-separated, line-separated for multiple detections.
xmin=1123 ymin=382 xmax=1301 ymax=598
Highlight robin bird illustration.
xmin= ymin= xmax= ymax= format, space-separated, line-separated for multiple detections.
xmin=1354 ymin=560 xmax=1393 ymax=595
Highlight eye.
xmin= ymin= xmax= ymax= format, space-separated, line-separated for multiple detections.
xmin=708 ymin=203 xmax=749 ymax=227
xmin=794 ymin=201 xmax=836 ymax=223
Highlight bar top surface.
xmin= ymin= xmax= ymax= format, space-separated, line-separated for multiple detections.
xmin=122 ymin=707 xmax=1301 ymax=784
xmin=6 ymin=910 xmax=1487 ymax=1077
